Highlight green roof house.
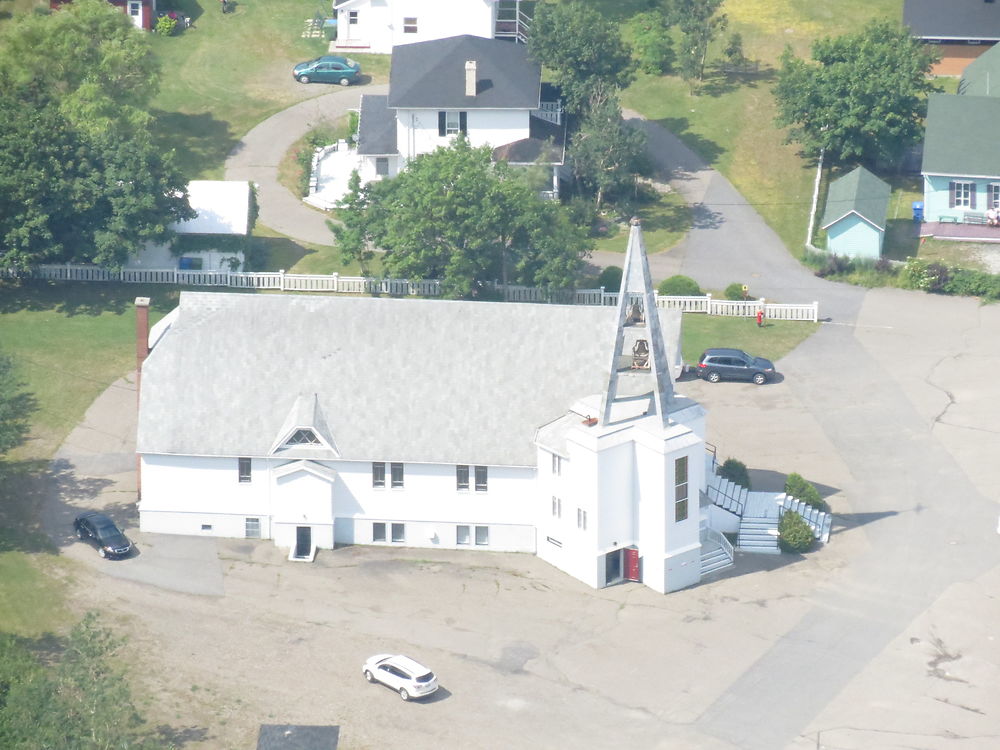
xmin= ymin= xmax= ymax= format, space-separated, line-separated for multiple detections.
xmin=820 ymin=167 xmax=891 ymax=259
xmin=958 ymin=41 xmax=1000 ymax=96
xmin=921 ymin=92 xmax=1000 ymax=225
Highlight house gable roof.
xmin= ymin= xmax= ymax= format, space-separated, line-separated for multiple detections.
xmin=357 ymin=94 xmax=398 ymax=155
xmin=958 ymin=42 xmax=1000 ymax=96
xmin=820 ymin=166 xmax=891 ymax=231
xmin=138 ymin=292 xmax=682 ymax=467
xmin=921 ymin=93 xmax=1000 ymax=177
xmin=904 ymin=0 xmax=1000 ymax=40
xmin=387 ymin=35 xmax=540 ymax=110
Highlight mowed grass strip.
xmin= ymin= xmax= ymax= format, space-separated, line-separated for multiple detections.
xmin=681 ymin=314 xmax=818 ymax=366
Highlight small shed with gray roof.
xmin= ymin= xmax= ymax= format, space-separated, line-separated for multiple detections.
xmin=820 ymin=167 xmax=891 ymax=259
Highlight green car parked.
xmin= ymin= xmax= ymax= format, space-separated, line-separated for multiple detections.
xmin=292 ymin=55 xmax=361 ymax=86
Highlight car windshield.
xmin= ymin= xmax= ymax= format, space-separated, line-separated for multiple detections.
xmin=94 ymin=522 xmax=122 ymax=541
xmin=415 ymin=672 xmax=435 ymax=683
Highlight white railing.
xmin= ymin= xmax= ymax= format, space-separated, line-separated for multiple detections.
xmin=700 ymin=526 xmax=735 ymax=561
xmin=3 ymin=264 xmax=818 ymax=320
xmin=776 ymin=493 xmax=832 ymax=543
xmin=532 ymin=101 xmax=562 ymax=126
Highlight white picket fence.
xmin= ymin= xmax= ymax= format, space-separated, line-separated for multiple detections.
xmin=1 ymin=264 xmax=819 ymax=321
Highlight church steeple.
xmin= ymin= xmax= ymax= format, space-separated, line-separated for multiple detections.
xmin=599 ymin=218 xmax=675 ymax=427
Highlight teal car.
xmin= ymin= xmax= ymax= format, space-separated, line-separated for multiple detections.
xmin=293 ymin=56 xmax=361 ymax=86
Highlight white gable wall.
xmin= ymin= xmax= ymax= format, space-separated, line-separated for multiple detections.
xmin=395 ymin=109 xmax=530 ymax=163
xmin=337 ymin=0 xmax=494 ymax=54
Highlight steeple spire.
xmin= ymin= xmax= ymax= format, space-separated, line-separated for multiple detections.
xmin=599 ymin=218 xmax=675 ymax=426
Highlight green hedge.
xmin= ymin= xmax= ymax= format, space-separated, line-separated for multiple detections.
xmin=784 ymin=472 xmax=827 ymax=511
xmin=778 ymin=511 xmax=813 ymax=553
xmin=658 ymin=274 xmax=700 ymax=296
xmin=719 ymin=458 xmax=750 ymax=490
xmin=724 ymin=282 xmax=746 ymax=300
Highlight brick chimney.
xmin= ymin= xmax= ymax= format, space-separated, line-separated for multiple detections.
xmin=135 ymin=297 xmax=150 ymax=500
xmin=465 ymin=60 xmax=477 ymax=97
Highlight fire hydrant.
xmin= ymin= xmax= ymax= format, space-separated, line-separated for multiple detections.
xmin=756 ymin=308 xmax=764 ymax=327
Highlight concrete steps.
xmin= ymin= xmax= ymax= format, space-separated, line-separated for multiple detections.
xmin=700 ymin=544 xmax=735 ymax=575
xmin=737 ymin=516 xmax=779 ymax=554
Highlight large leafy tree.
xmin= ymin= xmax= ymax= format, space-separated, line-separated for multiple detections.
xmin=570 ymin=95 xmax=648 ymax=209
xmin=528 ymin=1 xmax=634 ymax=114
xmin=668 ymin=0 xmax=728 ymax=85
xmin=774 ymin=21 xmax=939 ymax=165
xmin=0 ymin=0 xmax=159 ymax=135
xmin=0 ymin=82 xmax=193 ymax=269
xmin=332 ymin=139 xmax=592 ymax=298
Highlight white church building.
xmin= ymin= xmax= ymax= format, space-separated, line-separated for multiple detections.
xmin=135 ymin=221 xmax=736 ymax=594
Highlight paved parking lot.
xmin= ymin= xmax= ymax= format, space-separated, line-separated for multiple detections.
xmin=48 ymin=286 xmax=1000 ymax=750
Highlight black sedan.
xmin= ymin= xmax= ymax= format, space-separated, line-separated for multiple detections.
xmin=694 ymin=347 xmax=776 ymax=385
xmin=73 ymin=512 xmax=133 ymax=558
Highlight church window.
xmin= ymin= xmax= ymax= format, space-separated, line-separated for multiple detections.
xmin=674 ymin=456 xmax=689 ymax=522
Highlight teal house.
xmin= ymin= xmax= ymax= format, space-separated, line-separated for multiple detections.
xmin=820 ymin=167 xmax=891 ymax=259
xmin=922 ymin=46 xmax=1000 ymax=224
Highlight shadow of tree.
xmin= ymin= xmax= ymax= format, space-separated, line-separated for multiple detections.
xmin=652 ymin=117 xmax=724 ymax=169
xmin=690 ymin=202 xmax=723 ymax=230
xmin=155 ymin=724 xmax=213 ymax=746
xmin=0 ymin=280 xmax=187 ymax=316
xmin=698 ymin=65 xmax=777 ymax=98
xmin=149 ymin=110 xmax=237 ymax=180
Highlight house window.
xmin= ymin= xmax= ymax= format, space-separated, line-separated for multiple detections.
xmin=950 ymin=181 xmax=975 ymax=209
xmin=403 ymin=16 xmax=417 ymax=33
xmin=475 ymin=525 xmax=489 ymax=546
xmin=348 ymin=10 xmax=358 ymax=24
xmin=375 ymin=157 xmax=389 ymax=176
xmin=474 ymin=466 xmax=488 ymax=492
xmin=675 ymin=455 xmax=689 ymax=522
xmin=390 ymin=462 xmax=404 ymax=488
xmin=201 ymin=524 xmax=212 ymax=531
xmin=245 ymin=517 xmax=260 ymax=539
xmin=988 ymin=183 xmax=1000 ymax=210
xmin=546 ymin=536 xmax=562 ymax=548
xmin=456 ymin=525 xmax=470 ymax=545
xmin=373 ymin=522 xmax=386 ymax=542
xmin=286 ymin=429 xmax=320 ymax=445
xmin=437 ymin=111 xmax=467 ymax=137
xmin=551 ymin=496 xmax=561 ymax=518
xmin=551 ymin=453 xmax=562 ymax=476
xmin=456 ymin=465 xmax=470 ymax=490
xmin=577 ymin=508 xmax=587 ymax=530
xmin=238 ymin=457 xmax=251 ymax=483
xmin=372 ymin=462 xmax=385 ymax=488
xmin=391 ymin=522 xmax=405 ymax=543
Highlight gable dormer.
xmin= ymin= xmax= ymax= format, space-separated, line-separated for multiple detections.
xmin=269 ymin=394 xmax=340 ymax=458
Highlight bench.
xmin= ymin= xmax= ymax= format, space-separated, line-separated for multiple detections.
xmin=964 ymin=212 xmax=988 ymax=225
xmin=938 ymin=215 xmax=958 ymax=223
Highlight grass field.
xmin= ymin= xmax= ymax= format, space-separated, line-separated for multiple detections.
xmin=681 ymin=314 xmax=818 ymax=365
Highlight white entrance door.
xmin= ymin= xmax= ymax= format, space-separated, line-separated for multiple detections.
xmin=127 ymin=1 xmax=143 ymax=28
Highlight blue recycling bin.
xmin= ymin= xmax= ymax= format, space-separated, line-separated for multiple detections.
xmin=912 ymin=201 xmax=924 ymax=222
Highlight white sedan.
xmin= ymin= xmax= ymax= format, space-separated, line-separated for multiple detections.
xmin=362 ymin=654 xmax=439 ymax=701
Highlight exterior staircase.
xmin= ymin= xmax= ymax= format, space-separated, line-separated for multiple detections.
xmin=736 ymin=515 xmax=779 ymax=554
xmin=777 ymin=493 xmax=832 ymax=542
xmin=700 ymin=526 xmax=735 ymax=575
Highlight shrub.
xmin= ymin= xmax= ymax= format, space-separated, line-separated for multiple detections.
xmin=724 ymin=282 xmax=746 ymax=300
xmin=899 ymin=257 xmax=952 ymax=292
xmin=778 ymin=511 xmax=814 ymax=553
xmin=784 ymin=472 xmax=826 ymax=511
xmin=596 ymin=266 xmax=623 ymax=292
xmin=813 ymin=253 xmax=853 ymax=279
xmin=719 ymin=458 xmax=750 ymax=490
xmin=155 ymin=14 xmax=177 ymax=35
xmin=658 ymin=274 xmax=700 ymax=296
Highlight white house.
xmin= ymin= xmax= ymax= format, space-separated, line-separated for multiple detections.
xmin=135 ymin=220 xmax=730 ymax=594
xmin=331 ymin=0 xmax=530 ymax=55
xmin=355 ymin=34 xmax=564 ymax=191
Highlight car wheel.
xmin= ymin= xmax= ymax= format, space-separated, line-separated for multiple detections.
xmin=364 ymin=670 xmax=375 ymax=683
xmin=298 ymin=75 xmax=310 ymax=84
xmin=338 ymin=77 xmax=351 ymax=86
xmin=98 ymin=547 xmax=107 ymax=559
xmin=707 ymin=371 xmax=722 ymax=383
xmin=76 ymin=527 xmax=85 ymax=540
xmin=398 ymin=688 xmax=410 ymax=701
xmin=752 ymin=372 xmax=767 ymax=385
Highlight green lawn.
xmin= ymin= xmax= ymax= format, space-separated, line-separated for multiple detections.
xmin=592 ymin=189 xmax=690 ymax=255
xmin=681 ymin=314 xmax=819 ymax=365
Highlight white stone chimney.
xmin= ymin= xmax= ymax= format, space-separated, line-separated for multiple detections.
xmin=465 ymin=60 xmax=477 ymax=97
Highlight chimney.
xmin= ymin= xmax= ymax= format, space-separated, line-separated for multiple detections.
xmin=134 ymin=297 xmax=150 ymax=500
xmin=465 ymin=60 xmax=477 ymax=97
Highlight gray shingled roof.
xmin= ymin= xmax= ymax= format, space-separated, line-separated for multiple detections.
xmin=904 ymin=0 xmax=1000 ymax=40
xmin=922 ymin=93 xmax=1000 ymax=177
xmin=958 ymin=43 xmax=1000 ymax=96
xmin=137 ymin=293 xmax=683 ymax=467
xmin=356 ymin=95 xmax=398 ymax=155
xmin=820 ymin=166 xmax=891 ymax=231
xmin=387 ymin=35 xmax=540 ymax=110
xmin=491 ymin=116 xmax=566 ymax=165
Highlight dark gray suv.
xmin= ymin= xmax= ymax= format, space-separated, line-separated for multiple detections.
xmin=695 ymin=348 xmax=775 ymax=385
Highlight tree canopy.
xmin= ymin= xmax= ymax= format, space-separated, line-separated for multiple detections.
xmin=0 ymin=1 xmax=192 ymax=269
xmin=569 ymin=95 xmax=648 ymax=209
xmin=528 ymin=1 xmax=634 ymax=114
xmin=773 ymin=21 xmax=939 ymax=165
xmin=332 ymin=139 xmax=592 ymax=298
xmin=668 ymin=0 xmax=728 ymax=85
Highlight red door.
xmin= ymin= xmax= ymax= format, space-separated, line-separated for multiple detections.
xmin=624 ymin=547 xmax=640 ymax=582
